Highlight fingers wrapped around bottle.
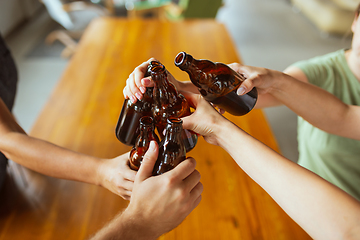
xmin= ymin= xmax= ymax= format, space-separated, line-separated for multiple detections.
xmin=180 ymin=91 xmax=228 ymax=146
xmin=123 ymin=58 xmax=157 ymax=102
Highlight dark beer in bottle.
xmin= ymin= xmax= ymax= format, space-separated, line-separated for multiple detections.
xmin=148 ymin=60 xmax=197 ymax=152
xmin=115 ymin=87 xmax=153 ymax=146
xmin=129 ymin=116 xmax=159 ymax=170
xmin=153 ymin=118 xmax=186 ymax=175
xmin=174 ymin=51 xmax=258 ymax=116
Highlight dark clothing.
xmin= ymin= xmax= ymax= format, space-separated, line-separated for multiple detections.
xmin=0 ymin=34 xmax=18 ymax=189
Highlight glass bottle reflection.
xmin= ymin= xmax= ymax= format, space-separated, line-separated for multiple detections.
xmin=115 ymin=87 xmax=153 ymax=146
xmin=174 ymin=51 xmax=258 ymax=116
xmin=129 ymin=116 xmax=159 ymax=171
xmin=148 ymin=60 xmax=197 ymax=152
xmin=153 ymin=118 xmax=186 ymax=176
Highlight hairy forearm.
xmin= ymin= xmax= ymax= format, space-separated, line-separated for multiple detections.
xmin=0 ymin=131 xmax=101 ymax=185
xmin=215 ymin=122 xmax=360 ymax=239
xmin=90 ymin=209 xmax=158 ymax=240
xmin=271 ymin=73 xmax=360 ymax=140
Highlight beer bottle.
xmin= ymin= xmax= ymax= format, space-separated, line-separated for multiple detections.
xmin=115 ymin=87 xmax=153 ymax=146
xmin=174 ymin=51 xmax=258 ymax=116
xmin=153 ymin=118 xmax=186 ymax=176
xmin=129 ymin=116 xmax=159 ymax=171
xmin=148 ymin=60 xmax=197 ymax=152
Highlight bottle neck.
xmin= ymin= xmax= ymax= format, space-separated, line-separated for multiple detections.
xmin=175 ymin=52 xmax=193 ymax=71
xmin=164 ymin=121 xmax=183 ymax=142
xmin=176 ymin=53 xmax=243 ymax=98
xmin=138 ymin=116 xmax=155 ymax=139
xmin=144 ymin=87 xmax=153 ymax=99
xmin=151 ymin=69 xmax=181 ymax=107
xmin=139 ymin=124 xmax=154 ymax=135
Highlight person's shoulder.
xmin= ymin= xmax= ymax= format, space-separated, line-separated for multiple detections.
xmin=290 ymin=50 xmax=345 ymax=72
xmin=289 ymin=50 xmax=346 ymax=86
xmin=298 ymin=49 xmax=344 ymax=65
xmin=313 ymin=49 xmax=345 ymax=63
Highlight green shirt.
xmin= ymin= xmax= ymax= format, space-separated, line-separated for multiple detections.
xmin=291 ymin=49 xmax=360 ymax=201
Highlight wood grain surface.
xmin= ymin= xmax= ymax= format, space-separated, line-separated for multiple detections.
xmin=0 ymin=18 xmax=310 ymax=240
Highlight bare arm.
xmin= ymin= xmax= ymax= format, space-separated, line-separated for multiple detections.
xmin=182 ymin=92 xmax=360 ymax=240
xmin=0 ymin=98 xmax=136 ymax=199
xmin=220 ymin=121 xmax=360 ymax=240
xmin=234 ymin=65 xmax=360 ymax=140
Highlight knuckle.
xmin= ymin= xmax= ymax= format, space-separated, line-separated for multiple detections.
xmin=193 ymin=169 xmax=201 ymax=181
xmin=176 ymin=188 xmax=188 ymax=202
xmin=168 ymin=175 xmax=177 ymax=185
xmin=185 ymin=157 xmax=197 ymax=169
xmin=164 ymin=174 xmax=177 ymax=187
xmin=196 ymin=182 xmax=204 ymax=194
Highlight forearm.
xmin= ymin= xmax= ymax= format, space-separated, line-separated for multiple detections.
xmin=216 ymin=122 xmax=360 ymax=239
xmin=90 ymin=209 xmax=158 ymax=240
xmin=0 ymin=131 xmax=102 ymax=185
xmin=271 ymin=73 xmax=360 ymax=140
xmin=253 ymin=93 xmax=283 ymax=109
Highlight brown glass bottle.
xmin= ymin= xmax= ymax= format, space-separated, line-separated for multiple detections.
xmin=148 ymin=60 xmax=197 ymax=152
xmin=115 ymin=87 xmax=153 ymax=146
xmin=174 ymin=51 xmax=258 ymax=116
xmin=153 ymin=118 xmax=186 ymax=176
xmin=129 ymin=116 xmax=159 ymax=171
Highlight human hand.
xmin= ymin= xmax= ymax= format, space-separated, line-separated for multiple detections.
xmin=124 ymin=141 xmax=203 ymax=239
xmin=123 ymin=58 xmax=179 ymax=103
xmin=228 ymin=63 xmax=283 ymax=96
xmin=181 ymin=91 xmax=230 ymax=146
xmin=98 ymin=152 xmax=137 ymax=200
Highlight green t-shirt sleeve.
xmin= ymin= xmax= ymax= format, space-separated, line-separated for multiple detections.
xmin=290 ymin=57 xmax=332 ymax=87
xmin=289 ymin=50 xmax=348 ymax=90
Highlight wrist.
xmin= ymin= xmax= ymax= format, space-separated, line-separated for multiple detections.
xmin=211 ymin=116 xmax=236 ymax=145
xmin=267 ymin=71 xmax=290 ymax=96
xmin=93 ymin=157 xmax=105 ymax=187
xmin=214 ymin=119 xmax=245 ymax=152
xmin=120 ymin=207 xmax=160 ymax=240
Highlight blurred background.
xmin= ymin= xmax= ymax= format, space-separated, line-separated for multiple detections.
xmin=0 ymin=0 xmax=353 ymax=162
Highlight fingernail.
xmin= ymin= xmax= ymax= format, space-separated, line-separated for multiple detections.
xmin=142 ymin=78 xmax=151 ymax=86
xmin=237 ymin=87 xmax=246 ymax=95
xmin=140 ymin=86 xmax=146 ymax=94
xmin=135 ymin=93 xmax=142 ymax=100
xmin=148 ymin=141 xmax=156 ymax=151
xmin=130 ymin=96 xmax=136 ymax=103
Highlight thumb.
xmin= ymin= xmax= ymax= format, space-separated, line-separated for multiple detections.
xmin=237 ymin=81 xmax=253 ymax=95
xmin=141 ymin=77 xmax=155 ymax=87
xmin=181 ymin=114 xmax=195 ymax=133
xmin=136 ymin=141 xmax=159 ymax=182
xmin=234 ymin=65 xmax=256 ymax=96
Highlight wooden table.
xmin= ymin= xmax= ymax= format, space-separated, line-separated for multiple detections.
xmin=0 ymin=18 xmax=311 ymax=239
